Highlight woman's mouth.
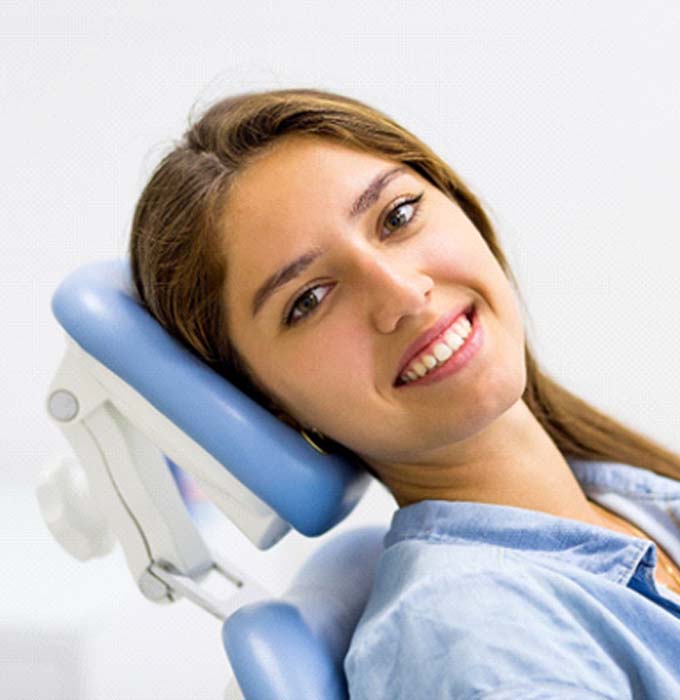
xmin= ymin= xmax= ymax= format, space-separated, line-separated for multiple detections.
xmin=394 ymin=305 xmax=481 ymax=388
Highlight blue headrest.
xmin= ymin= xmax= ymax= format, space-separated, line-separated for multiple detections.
xmin=51 ymin=258 xmax=372 ymax=537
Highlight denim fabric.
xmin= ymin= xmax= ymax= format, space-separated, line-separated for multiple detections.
xmin=344 ymin=458 xmax=680 ymax=699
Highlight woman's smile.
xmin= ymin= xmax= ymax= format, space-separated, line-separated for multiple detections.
xmin=395 ymin=305 xmax=483 ymax=389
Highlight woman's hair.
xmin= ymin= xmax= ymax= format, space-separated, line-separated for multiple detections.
xmin=128 ymin=87 xmax=680 ymax=483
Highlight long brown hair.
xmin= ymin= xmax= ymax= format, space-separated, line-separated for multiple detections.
xmin=128 ymin=87 xmax=680 ymax=483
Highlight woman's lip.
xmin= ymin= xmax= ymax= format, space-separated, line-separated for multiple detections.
xmin=395 ymin=308 xmax=481 ymax=388
xmin=394 ymin=303 xmax=475 ymax=384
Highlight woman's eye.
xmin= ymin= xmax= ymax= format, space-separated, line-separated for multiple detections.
xmin=381 ymin=192 xmax=424 ymax=240
xmin=283 ymin=191 xmax=425 ymax=327
xmin=285 ymin=284 xmax=332 ymax=326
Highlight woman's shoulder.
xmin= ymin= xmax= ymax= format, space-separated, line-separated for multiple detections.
xmin=351 ymin=537 xmax=558 ymax=645
xmin=380 ymin=533 xmax=520 ymax=586
xmin=344 ymin=544 xmax=626 ymax=700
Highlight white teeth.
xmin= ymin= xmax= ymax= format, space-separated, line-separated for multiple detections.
xmin=411 ymin=360 xmax=429 ymax=377
xmin=452 ymin=318 xmax=469 ymax=336
xmin=444 ymin=330 xmax=465 ymax=350
xmin=433 ymin=343 xmax=453 ymax=362
xmin=422 ymin=355 xmax=438 ymax=369
xmin=399 ymin=314 xmax=473 ymax=384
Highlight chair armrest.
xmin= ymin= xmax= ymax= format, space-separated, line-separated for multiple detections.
xmin=222 ymin=526 xmax=387 ymax=700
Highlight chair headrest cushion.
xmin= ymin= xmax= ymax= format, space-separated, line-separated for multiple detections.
xmin=52 ymin=258 xmax=372 ymax=536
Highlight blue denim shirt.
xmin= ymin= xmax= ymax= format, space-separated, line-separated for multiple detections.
xmin=344 ymin=458 xmax=680 ymax=699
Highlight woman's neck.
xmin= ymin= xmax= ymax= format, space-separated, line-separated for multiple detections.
xmin=383 ymin=400 xmax=599 ymax=526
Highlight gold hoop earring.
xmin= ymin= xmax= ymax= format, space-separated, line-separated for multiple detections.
xmin=299 ymin=427 xmax=331 ymax=455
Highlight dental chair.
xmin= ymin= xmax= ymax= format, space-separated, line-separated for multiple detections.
xmin=37 ymin=258 xmax=389 ymax=700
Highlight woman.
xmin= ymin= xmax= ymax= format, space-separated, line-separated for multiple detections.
xmin=128 ymin=88 xmax=680 ymax=698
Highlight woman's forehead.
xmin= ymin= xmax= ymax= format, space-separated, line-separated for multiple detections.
xmin=230 ymin=136 xmax=402 ymax=202
xmin=223 ymin=138 xmax=410 ymax=252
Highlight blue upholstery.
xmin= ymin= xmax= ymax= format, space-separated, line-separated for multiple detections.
xmin=223 ymin=526 xmax=387 ymax=700
xmin=51 ymin=259 xmax=372 ymax=537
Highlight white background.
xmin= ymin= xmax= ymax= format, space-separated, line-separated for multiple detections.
xmin=2 ymin=1 xmax=679 ymax=698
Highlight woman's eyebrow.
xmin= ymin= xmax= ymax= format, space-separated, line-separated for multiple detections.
xmin=250 ymin=165 xmax=409 ymax=319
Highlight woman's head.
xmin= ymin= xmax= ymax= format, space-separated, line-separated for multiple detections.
xmin=129 ymin=87 xmax=680 ymax=490
xmin=220 ymin=133 xmax=527 ymax=469
xmin=129 ymin=89 xmax=526 ymax=469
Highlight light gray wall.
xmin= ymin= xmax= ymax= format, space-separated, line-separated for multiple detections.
xmin=2 ymin=1 xmax=679 ymax=698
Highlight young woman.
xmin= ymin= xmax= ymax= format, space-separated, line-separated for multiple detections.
xmin=128 ymin=88 xmax=680 ymax=698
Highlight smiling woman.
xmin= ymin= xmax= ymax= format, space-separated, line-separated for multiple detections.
xmin=127 ymin=87 xmax=680 ymax=698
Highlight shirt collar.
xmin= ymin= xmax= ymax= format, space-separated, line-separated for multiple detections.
xmin=383 ymin=457 xmax=672 ymax=585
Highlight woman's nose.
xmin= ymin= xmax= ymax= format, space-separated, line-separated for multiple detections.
xmin=357 ymin=253 xmax=434 ymax=333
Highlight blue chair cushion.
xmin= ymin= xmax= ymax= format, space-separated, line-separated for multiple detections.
xmin=222 ymin=526 xmax=387 ymax=700
xmin=51 ymin=258 xmax=372 ymax=537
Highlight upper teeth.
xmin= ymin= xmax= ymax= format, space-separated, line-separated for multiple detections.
xmin=399 ymin=315 xmax=472 ymax=384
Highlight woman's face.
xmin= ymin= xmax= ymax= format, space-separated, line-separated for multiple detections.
xmin=221 ymin=135 xmax=527 ymax=471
